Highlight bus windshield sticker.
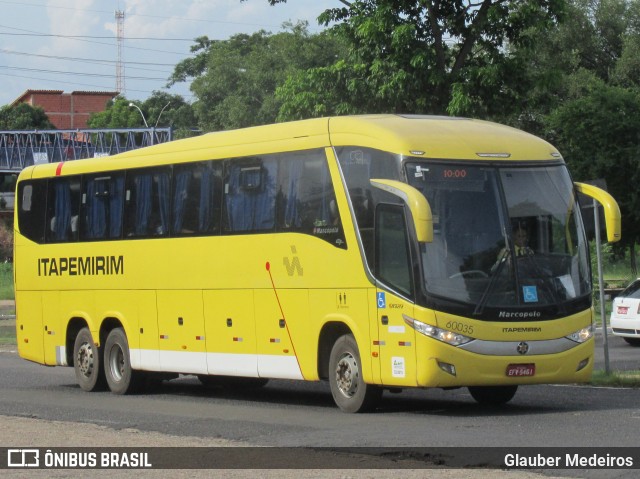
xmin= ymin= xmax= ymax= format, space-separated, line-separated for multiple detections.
xmin=523 ymin=286 xmax=539 ymax=303
xmin=392 ymin=357 xmax=405 ymax=378
xmin=377 ymin=292 xmax=386 ymax=309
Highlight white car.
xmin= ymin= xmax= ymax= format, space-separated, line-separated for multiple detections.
xmin=610 ymin=279 xmax=640 ymax=346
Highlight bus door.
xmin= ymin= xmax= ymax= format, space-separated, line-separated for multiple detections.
xmin=374 ymin=204 xmax=418 ymax=386
xmin=157 ymin=290 xmax=207 ymax=374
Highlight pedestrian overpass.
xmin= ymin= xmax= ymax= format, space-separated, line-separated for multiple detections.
xmin=0 ymin=127 xmax=173 ymax=215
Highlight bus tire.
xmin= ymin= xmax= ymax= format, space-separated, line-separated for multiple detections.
xmin=468 ymin=385 xmax=518 ymax=405
xmin=329 ymin=334 xmax=381 ymax=413
xmin=104 ymin=327 xmax=143 ymax=395
xmin=73 ymin=327 xmax=106 ymax=392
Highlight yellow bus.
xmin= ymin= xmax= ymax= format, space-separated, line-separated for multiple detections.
xmin=13 ymin=115 xmax=620 ymax=412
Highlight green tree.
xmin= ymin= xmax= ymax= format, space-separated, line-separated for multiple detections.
xmin=521 ymin=1 xmax=640 ymax=270
xmin=503 ymin=0 xmax=640 ymax=134
xmin=0 ymin=103 xmax=55 ymax=130
xmin=87 ymin=97 xmax=142 ymax=129
xmin=547 ymin=83 xmax=640 ymax=264
xmin=256 ymin=1 xmax=566 ymax=120
xmin=88 ymin=92 xmax=196 ymax=139
xmin=168 ymin=22 xmax=344 ymax=131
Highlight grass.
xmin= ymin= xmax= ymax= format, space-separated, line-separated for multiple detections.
xmin=0 ymin=263 xmax=13 ymax=300
xmin=589 ymin=369 xmax=640 ymax=388
xmin=0 ymin=318 xmax=16 ymax=345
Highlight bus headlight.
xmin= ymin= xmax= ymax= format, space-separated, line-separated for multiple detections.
xmin=565 ymin=324 xmax=594 ymax=343
xmin=403 ymin=315 xmax=474 ymax=346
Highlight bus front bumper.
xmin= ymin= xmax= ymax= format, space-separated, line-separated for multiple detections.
xmin=415 ymin=336 xmax=594 ymax=388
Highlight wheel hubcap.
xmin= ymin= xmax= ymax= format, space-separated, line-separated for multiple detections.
xmin=109 ymin=345 xmax=125 ymax=382
xmin=76 ymin=343 xmax=94 ymax=378
xmin=335 ymin=352 xmax=359 ymax=398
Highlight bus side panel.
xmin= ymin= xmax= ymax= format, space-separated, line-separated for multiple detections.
xmin=15 ymin=290 xmax=45 ymax=364
xmin=157 ymin=290 xmax=207 ymax=375
xmin=129 ymin=290 xmax=159 ymax=371
xmin=375 ymin=290 xmax=417 ymax=387
xmin=204 ymin=289 xmax=258 ymax=377
xmin=309 ymin=288 xmax=374 ymax=384
xmin=254 ymin=289 xmax=305 ymax=380
xmin=42 ymin=291 xmax=62 ymax=366
xmin=56 ymin=291 xmax=94 ymax=366
xmin=94 ymin=290 xmax=156 ymax=370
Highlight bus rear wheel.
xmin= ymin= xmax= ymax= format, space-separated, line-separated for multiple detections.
xmin=329 ymin=334 xmax=381 ymax=413
xmin=104 ymin=328 xmax=144 ymax=395
xmin=468 ymin=385 xmax=518 ymax=405
xmin=73 ymin=327 xmax=106 ymax=392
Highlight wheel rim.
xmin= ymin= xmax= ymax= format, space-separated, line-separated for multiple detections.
xmin=76 ymin=342 xmax=94 ymax=378
xmin=335 ymin=351 xmax=359 ymax=399
xmin=108 ymin=344 xmax=125 ymax=383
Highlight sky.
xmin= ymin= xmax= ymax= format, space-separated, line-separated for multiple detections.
xmin=0 ymin=0 xmax=337 ymax=107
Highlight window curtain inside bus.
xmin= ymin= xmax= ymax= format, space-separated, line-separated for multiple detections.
xmin=54 ymin=181 xmax=71 ymax=241
xmin=85 ymin=176 xmax=124 ymax=239
xmin=284 ymin=160 xmax=304 ymax=228
xmin=109 ymin=176 xmax=124 ymax=238
xmin=86 ymin=180 xmax=105 ymax=239
xmin=173 ymin=170 xmax=190 ymax=233
xmin=157 ymin=173 xmax=170 ymax=235
xmin=199 ymin=166 xmax=214 ymax=232
xmin=226 ymin=159 xmax=277 ymax=231
xmin=135 ymin=174 xmax=152 ymax=235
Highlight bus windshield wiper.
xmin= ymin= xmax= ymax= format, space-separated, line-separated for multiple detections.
xmin=474 ymin=247 xmax=509 ymax=316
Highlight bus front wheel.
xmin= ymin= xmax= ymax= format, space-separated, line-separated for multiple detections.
xmin=73 ymin=327 xmax=106 ymax=392
xmin=104 ymin=328 xmax=143 ymax=395
xmin=329 ymin=334 xmax=381 ymax=413
xmin=468 ymin=385 xmax=518 ymax=405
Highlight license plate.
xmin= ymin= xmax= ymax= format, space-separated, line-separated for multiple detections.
xmin=617 ymin=306 xmax=629 ymax=315
xmin=506 ymin=364 xmax=536 ymax=377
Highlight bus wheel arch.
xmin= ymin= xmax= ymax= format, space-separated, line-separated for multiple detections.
xmin=318 ymin=322 xmax=352 ymax=380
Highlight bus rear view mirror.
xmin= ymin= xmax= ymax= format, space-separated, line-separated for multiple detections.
xmin=370 ymin=179 xmax=433 ymax=243
xmin=574 ymin=182 xmax=621 ymax=243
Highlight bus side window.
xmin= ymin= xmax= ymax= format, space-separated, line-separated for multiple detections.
xmin=124 ymin=168 xmax=171 ymax=238
xmin=80 ymin=174 xmax=125 ymax=241
xmin=278 ymin=150 xmax=346 ymax=248
xmin=224 ymin=157 xmax=277 ymax=233
xmin=17 ymin=181 xmax=47 ymax=244
xmin=46 ymin=177 xmax=81 ymax=243
xmin=172 ymin=162 xmax=222 ymax=236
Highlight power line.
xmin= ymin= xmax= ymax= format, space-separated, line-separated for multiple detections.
xmin=0 ymin=24 xmax=194 ymax=57
xmin=0 ymin=65 xmax=168 ymax=81
xmin=1 ymin=49 xmax=175 ymax=73
xmin=0 ymin=0 xmax=287 ymax=29
xmin=0 ymin=32 xmax=196 ymax=41
xmin=0 ymin=72 xmax=193 ymax=98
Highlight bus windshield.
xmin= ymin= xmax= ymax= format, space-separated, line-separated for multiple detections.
xmin=406 ymin=161 xmax=591 ymax=320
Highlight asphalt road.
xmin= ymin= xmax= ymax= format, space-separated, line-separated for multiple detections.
xmin=0 ymin=330 xmax=638 ymax=478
